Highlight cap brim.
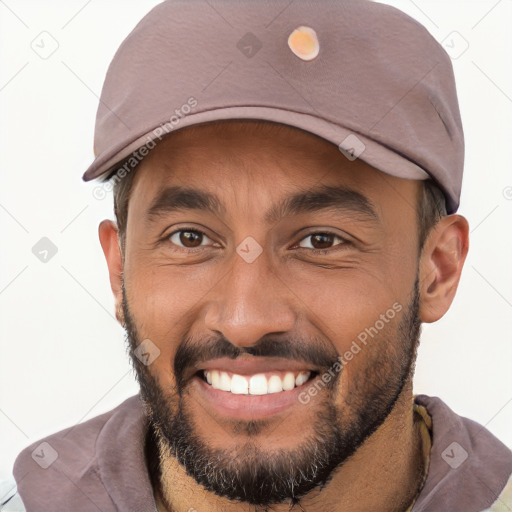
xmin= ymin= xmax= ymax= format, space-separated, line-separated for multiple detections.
xmin=83 ymin=106 xmax=430 ymax=186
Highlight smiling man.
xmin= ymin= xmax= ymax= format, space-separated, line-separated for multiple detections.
xmin=8 ymin=1 xmax=512 ymax=511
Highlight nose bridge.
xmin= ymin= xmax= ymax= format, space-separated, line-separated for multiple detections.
xmin=204 ymin=247 xmax=297 ymax=347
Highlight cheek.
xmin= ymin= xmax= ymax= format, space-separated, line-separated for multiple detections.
xmin=280 ymin=264 xmax=406 ymax=348
xmin=123 ymin=262 xmax=222 ymax=381
xmin=125 ymin=255 xmax=213 ymax=328
xmin=276 ymin=264 xmax=413 ymax=399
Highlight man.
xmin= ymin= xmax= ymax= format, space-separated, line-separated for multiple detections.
xmin=5 ymin=0 xmax=511 ymax=511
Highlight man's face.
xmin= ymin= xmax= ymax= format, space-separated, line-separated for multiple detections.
xmin=120 ymin=121 xmax=423 ymax=505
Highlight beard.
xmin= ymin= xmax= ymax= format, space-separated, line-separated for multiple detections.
xmin=122 ymin=277 xmax=422 ymax=508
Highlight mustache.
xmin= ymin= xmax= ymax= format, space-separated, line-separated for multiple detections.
xmin=174 ymin=334 xmax=340 ymax=390
xmin=121 ymin=285 xmax=341 ymax=391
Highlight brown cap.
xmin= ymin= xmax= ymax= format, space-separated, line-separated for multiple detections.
xmin=83 ymin=0 xmax=464 ymax=213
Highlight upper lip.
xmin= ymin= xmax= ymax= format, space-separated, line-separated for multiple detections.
xmin=196 ymin=356 xmax=320 ymax=376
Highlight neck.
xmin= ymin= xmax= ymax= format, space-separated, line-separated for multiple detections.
xmin=153 ymin=385 xmax=425 ymax=512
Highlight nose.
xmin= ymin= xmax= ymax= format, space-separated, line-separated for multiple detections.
xmin=204 ymin=250 xmax=297 ymax=348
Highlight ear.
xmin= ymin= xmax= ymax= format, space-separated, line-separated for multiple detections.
xmin=418 ymin=214 xmax=469 ymax=323
xmin=98 ymin=219 xmax=125 ymax=326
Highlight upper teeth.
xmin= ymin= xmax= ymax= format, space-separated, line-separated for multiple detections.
xmin=204 ymin=370 xmax=311 ymax=395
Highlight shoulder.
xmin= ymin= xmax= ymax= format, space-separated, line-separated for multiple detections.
xmin=14 ymin=394 xmax=143 ymax=471
xmin=11 ymin=395 xmax=147 ymax=512
xmin=482 ymin=474 xmax=512 ymax=511
xmin=413 ymin=394 xmax=512 ymax=512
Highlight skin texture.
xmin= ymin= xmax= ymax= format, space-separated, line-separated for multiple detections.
xmin=99 ymin=121 xmax=469 ymax=511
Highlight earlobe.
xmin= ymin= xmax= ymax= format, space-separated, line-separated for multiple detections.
xmin=98 ymin=219 xmax=125 ymax=326
xmin=418 ymin=214 xmax=469 ymax=323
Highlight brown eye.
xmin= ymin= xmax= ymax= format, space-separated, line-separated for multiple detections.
xmin=181 ymin=231 xmax=202 ymax=247
xmin=298 ymin=232 xmax=345 ymax=251
xmin=169 ymin=229 xmax=212 ymax=249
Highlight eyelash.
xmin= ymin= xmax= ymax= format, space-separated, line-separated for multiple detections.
xmin=164 ymin=228 xmax=349 ymax=255
xmin=294 ymin=231 xmax=349 ymax=254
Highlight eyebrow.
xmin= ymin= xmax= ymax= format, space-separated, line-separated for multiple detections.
xmin=145 ymin=184 xmax=379 ymax=225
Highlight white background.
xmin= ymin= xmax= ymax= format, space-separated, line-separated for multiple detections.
xmin=1 ymin=0 xmax=511 ymax=481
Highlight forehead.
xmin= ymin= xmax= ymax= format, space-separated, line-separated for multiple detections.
xmin=136 ymin=121 xmax=351 ymax=181
xmin=128 ymin=120 xmax=420 ymax=220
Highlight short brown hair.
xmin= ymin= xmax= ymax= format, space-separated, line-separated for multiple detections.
xmin=417 ymin=179 xmax=447 ymax=250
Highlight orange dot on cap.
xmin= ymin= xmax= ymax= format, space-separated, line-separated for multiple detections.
xmin=288 ymin=26 xmax=319 ymax=61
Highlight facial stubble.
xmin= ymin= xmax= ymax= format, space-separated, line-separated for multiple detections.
xmin=122 ymin=278 xmax=421 ymax=507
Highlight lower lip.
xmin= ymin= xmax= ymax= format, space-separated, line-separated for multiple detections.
xmin=191 ymin=375 xmax=316 ymax=421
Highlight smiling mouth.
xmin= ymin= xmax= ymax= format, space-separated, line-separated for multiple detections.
xmin=196 ymin=369 xmax=318 ymax=396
